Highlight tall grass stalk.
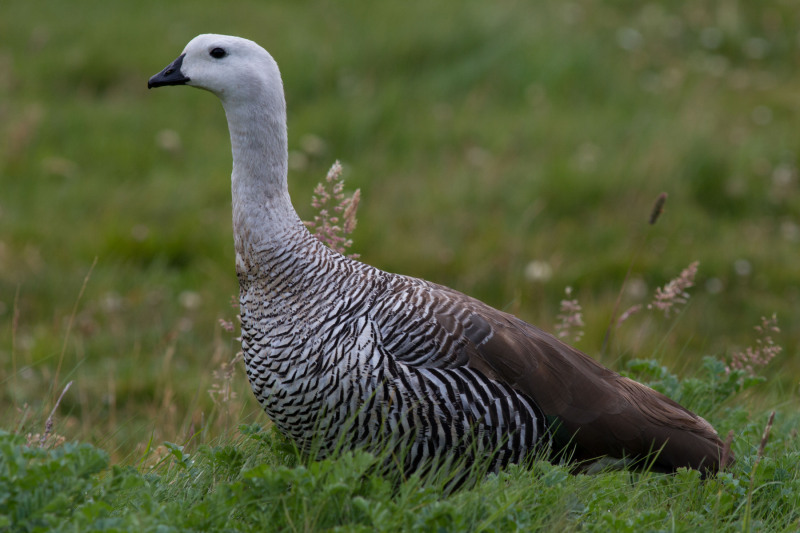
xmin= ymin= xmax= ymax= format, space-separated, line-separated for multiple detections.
xmin=742 ymin=411 xmax=775 ymax=532
xmin=51 ymin=256 xmax=97 ymax=403
xmin=10 ymin=285 xmax=20 ymax=411
xmin=38 ymin=380 xmax=72 ymax=447
xmin=601 ymin=193 xmax=667 ymax=355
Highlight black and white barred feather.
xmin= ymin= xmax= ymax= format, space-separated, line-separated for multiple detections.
xmin=239 ymin=227 xmax=546 ymax=473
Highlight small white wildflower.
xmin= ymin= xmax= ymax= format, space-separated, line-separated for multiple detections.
xmin=524 ymin=260 xmax=553 ymax=282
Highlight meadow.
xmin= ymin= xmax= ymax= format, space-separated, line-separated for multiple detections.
xmin=1 ymin=0 xmax=799 ymax=530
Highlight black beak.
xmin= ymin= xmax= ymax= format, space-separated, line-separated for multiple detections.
xmin=148 ymin=53 xmax=190 ymax=89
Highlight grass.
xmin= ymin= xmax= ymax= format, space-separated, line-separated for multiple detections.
xmin=1 ymin=0 xmax=799 ymax=530
xmin=2 ymin=411 xmax=799 ymax=531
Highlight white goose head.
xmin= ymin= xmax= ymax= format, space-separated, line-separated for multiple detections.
xmin=148 ymin=34 xmax=284 ymax=108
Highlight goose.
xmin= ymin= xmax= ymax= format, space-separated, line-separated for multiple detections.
xmin=148 ymin=34 xmax=731 ymax=475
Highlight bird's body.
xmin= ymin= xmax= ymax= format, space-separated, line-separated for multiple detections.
xmin=238 ymin=226 xmax=544 ymax=472
xmin=149 ymin=34 xmax=731 ymax=476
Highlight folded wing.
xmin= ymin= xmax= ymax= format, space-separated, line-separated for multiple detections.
xmin=374 ymin=276 xmax=729 ymax=474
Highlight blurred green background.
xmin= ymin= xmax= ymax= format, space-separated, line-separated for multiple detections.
xmin=1 ymin=0 xmax=798 ymax=459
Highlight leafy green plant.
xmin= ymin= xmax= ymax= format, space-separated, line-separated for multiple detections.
xmin=0 ymin=430 xmax=109 ymax=531
xmin=2 ymin=421 xmax=799 ymax=532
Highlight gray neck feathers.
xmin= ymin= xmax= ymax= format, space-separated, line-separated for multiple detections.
xmin=220 ymin=63 xmax=305 ymax=260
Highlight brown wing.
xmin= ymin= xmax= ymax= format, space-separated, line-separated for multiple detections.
xmin=378 ymin=277 xmax=730 ymax=474
xmin=466 ymin=308 xmax=728 ymax=473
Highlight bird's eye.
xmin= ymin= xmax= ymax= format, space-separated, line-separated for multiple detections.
xmin=210 ymin=47 xmax=227 ymax=59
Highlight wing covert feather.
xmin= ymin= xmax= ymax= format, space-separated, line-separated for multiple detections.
xmin=374 ymin=276 xmax=727 ymax=473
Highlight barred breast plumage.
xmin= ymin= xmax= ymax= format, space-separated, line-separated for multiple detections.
xmin=149 ymin=33 xmax=732 ymax=476
xmin=237 ymin=228 xmax=545 ymax=473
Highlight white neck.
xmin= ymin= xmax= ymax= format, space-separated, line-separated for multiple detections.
xmin=220 ymin=75 xmax=303 ymax=256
